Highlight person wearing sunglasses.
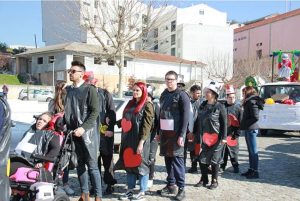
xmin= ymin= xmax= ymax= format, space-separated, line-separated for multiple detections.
xmin=64 ymin=61 xmax=102 ymax=201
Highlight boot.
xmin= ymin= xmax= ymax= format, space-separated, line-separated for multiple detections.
xmin=233 ymin=165 xmax=239 ymax=173
xmin=194 ymin=175 xmax=209 ymax=187
xmin=209 ymin=179 xmax=218 ymax=190
xmin=241 ymin=169 xmax=253 ymax=177
xmin=78 ymin=193 xmax=90 ymax=201
xmin=246 ymin=170 xmax=259 ymax=179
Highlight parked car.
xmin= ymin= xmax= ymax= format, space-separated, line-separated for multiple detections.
xmin=18 ymin=89 xmax=54 ymax=102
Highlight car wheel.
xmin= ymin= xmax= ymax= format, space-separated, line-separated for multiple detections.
xmin=46 ymin=97 xmax=52 ymax=102
xmin=53 ymin=193 xmax=70 ymax=201
xmin=22 ymin=96 xmax=28 ymax=101
xmin=260 ymin=129 xmax=268 ymax=136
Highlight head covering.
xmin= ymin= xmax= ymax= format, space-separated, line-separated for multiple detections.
xmin=225 ymin=85 xmax=235 ymax=95
xmin=83 ymin=71 xmax=98 ymax=85
xmin=282 ymin=53 xmax=289 ymax=59
xmin=205 ymin=81 xmax=221 ymax=95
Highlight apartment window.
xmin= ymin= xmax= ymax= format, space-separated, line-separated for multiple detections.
xmin=171 ymin=48 xmax=176 ymax=56
xmin=107 ymin=59 xmax=115 ymax=66
xmin=171 ymin=20 xmax=176 ymax=32
xmin=142 ymin=14 xmax=148 ymax=24
xmin=154 ymin=28 xmax=158 ymax=38
xmin=37 ymin=57 xmax=43 ymax=64
xmin=256 ymin=49 xmax=262 ymax=59
xmin=94 ymin=57 xmax=102 ymax=64
xmin=94 ymin=0 xmax=99 ymax=8
xmin=83 ymin=1 xmax=90 ymax=6
xmin=107 ymin=40 xmax=111 ymax=45
xmin=154 ymin=44 xmax=158 ymax=52
xmin=94 ymin=15 xmax=99 ymax=24
xmin=48 ymin=56 xmax=55 ymax=63
xmin=124 ymin=60 xmax=127 ymax=67
xmin=73 ymin=55 xmax=85 ymax=64
xmin=199 ymin=9 xmax=205 ymax=15
xmin=102 ymin=1 xmax=107 ymax=7
xmin=171 ymin=34 xmax=176 ymax=45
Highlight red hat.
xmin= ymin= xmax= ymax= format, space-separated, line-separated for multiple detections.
xmin=225 ymin=85 xmax=235 ymax=95
xmin=83 ymin=71 xmax=98 ymax=85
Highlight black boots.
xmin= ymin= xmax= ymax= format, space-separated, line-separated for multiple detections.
xmin=209 ymin=179 xmax=218 ymax=190
xmin=194 ymin=175 xmax=209 ymax=187
xmin=241 ymin=169 xmax=259 ymax=179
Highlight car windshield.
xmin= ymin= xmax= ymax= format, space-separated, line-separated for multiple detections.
xmin=259 ymin=85 xmax=300 ymax=102
xmin=113 ymin=99 xmax=125 ymax=111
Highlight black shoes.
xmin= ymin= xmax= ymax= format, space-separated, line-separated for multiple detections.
xmin=233 ymin=166 xmax=240 ymax=173
xmin=188 ymin=166 xmax=198 ymax=173
xmin=246 ymin=171 xmax=259 ymax=179
xmin=241 ymin=169 xmax=253 ymax=176
xmin=175 ymin=188 xmax=186 ymax=201
xmin=104 ymin=185 xmax=114 ymax=195
xmin=194 ymin=176 xmax=209 ymax=187
xmin=157 ymin=185 xmax=177 ymax=196
xmin=208 ymin=179 xmax=218 ymax=190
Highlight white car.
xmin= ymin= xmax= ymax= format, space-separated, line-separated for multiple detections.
xmin=113 ymin=98 xmax=130 ymax=145
xmin=258 ymin=82 xmax=300 ymax=135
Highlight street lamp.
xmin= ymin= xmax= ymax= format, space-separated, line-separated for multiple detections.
xmin=50 ymin=58 xmax=56 ymax=91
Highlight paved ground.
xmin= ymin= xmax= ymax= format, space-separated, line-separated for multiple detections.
xmin=67 ymin=131 xmax=300 ymax=201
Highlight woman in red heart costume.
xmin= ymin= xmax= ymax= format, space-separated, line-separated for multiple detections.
xmin=220 ymin=85 xmax=242 ymax=173
xmin=194 ymin=81 xmax=227 ymax=190
xmin=114 ymin=82 xmax=154 ymax=200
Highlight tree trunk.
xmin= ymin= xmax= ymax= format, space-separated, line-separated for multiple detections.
xmin=118 ymin=48 xmax=125 ymax=98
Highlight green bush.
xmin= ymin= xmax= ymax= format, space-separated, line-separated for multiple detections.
xmin=0 ymin=74 xmax=21 ymax=85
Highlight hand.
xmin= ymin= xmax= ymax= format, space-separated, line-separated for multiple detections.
xmin=177 ymin=136 xmax=184 ymax=147
xmin=35 ymin=163 xmax=43 ymax=168
xmin=105 ymin=131 xmax=114 ymax=137
xmin=106 ymin=117 xmax=110 ymax=125
xmin=73 ymin=127 xmax=85 ymax=137
xmin=187 ymin=133 xmax=194 ymax=142
xmin=137 ymin=141 xmax=144 ymax=154
xmin=155 ymin=135 xmax=160 ymax=142
xmin=221 ymin=139 xmax=227 ymax=145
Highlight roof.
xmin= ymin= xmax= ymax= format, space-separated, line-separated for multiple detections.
xmin=16 ymin=42 xmax=204 ymax=66
xmin=235 ymin=8 xmax=300 ymax=33
xmin=130 ymin=51 xmax=205 ymax=66
xmin=261 ymin=82 xmax=300 ymax=86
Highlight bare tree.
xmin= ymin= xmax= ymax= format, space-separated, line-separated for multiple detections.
xmin=0 ymin=54 xmax=9 ymax=72
xmin=78 ymin=0 xmax=173 ymax=97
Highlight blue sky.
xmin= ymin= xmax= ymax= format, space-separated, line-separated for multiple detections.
xmin=1 ymin=0 xmax=300 ymax=47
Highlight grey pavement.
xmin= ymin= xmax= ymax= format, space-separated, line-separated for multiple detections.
xmin=68 ymin=131 xmax=300 ymax=201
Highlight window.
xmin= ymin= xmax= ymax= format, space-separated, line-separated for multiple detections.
xmin=154 ymin=44 xmax=158 ymax=52
xmin=256 ymin=49 xmax=262 ymax=59
xmin=142 ymin=14 xmax=148 ymax=24
xmin=171 ymin=48 xmax=176 ymax=56
xmin=94 ymin=0 xmax=99 ymax=8
xmin=107 ymin=59 xmax=115 ymax=66
xmin=107 ymin=40 xmax=111 ymax=45
xmin=171 ymin=34 xmax=176 ymax=45
xmin=73 ymin=55 xmax=85 ymax=64
xmin=48 ymin=56 xmax=55 ymax=63
xmin=83 ymin=1 xmax=90 ymax=6
xmin=154 ymin=28 xmax=158 ymax=38
xmin=94 ymin=57 xmax=102 ymax=64
xmin=171 ymin=20 xmax=176 ymax=32
xmin=124 ymin=60 xmax=127 ymax=67
xmin=37 ymin=57 xmax=43 ymax=64
xmin=94 ymin=15 xmax=99 ymax=24
xmin=199 ymin=9 xmax=205 ymax=15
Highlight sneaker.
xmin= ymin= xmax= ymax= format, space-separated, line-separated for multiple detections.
xmin=63 ymin=185 xmax=75 ymax=195
xmin=156 ymin=185 xmax=177 ymax=196
xmin=175 ymin=188 xmax=185 ymax=201
xmin=241 ymin=169 xmax=253 ymax=177
xmin=188 ymin=167 xmax=198 ymax=173
xmin=119 ymin=190 xmax=134 ymax=200
xmin=147 ymin=180 xmax=153 ymax=188
xmin=246 ymin=171 xmax=259 ymax=179
xmin=132 ymin=192 xmax=145 ymax=201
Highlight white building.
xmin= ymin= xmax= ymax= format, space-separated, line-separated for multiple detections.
xmin=16 ymin=42 xmax=205 ymax=94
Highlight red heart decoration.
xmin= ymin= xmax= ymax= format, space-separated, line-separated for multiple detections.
xmin=194 ymin=143 xmax=201 ymax=156
xmin=123 ymin=147 xmax=142 ymax=168
xmin=226 ymin=136 xmax=238 ymax=147
xmin=203 ymin=132 xmax=218 ymax=147
xmin=282 ymin=99 xmax=295 ymax=105
xmin=121 ymin=118 xmax=132 ymax=133
xmin=228 ymin=114 xmax=240 ymax=127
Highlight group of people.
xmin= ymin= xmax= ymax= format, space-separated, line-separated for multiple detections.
xmin=7 ymin=61 xmax=265 ymax=201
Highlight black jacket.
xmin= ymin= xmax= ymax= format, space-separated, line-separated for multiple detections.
xmin=240 ymin=95 xmax=264 ymax=130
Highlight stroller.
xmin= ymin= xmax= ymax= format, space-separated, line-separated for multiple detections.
xmin=9 ymin=114 xmax=75 ymax=201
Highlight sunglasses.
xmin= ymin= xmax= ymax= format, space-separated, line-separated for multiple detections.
xmin=67 ymin=69 xmax=82 ymax=74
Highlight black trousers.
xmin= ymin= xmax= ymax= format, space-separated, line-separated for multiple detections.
xmin=165 ymin=156 xmax=185 ymax=189
xmin=200 ymin=163 xmax=219 ymax=181
xmin=98 ymin=153 xmax=115 ymax=185
xmin=222 ymin=146 xmax=239 ymax=168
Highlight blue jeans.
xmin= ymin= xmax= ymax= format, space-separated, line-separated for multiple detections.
xmin=127 ymin=172 xmax=149 ymax=192
xmin=245 ymin=129 xmax=259 ymax=171
xmin=165 ymin=156 xmax=185 ymax=189
xmin=63 ymin=168 xmax=69 ymax=184
xmin=77 ymin=157 xmax=102 ymax=197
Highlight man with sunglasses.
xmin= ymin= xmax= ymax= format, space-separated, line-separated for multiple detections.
xmin=64 ymin=61 xmax=102 ymax=201
xmin=157 ymin=71 xmax=190 ymax=201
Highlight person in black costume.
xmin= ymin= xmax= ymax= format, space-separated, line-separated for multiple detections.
xmin=194 ymin=81 xmax=227 ymax=190
xmin=64 ymin=61 xmax=101 ymax=201
xmin=156 ymin=71 xmax=190 ymax=201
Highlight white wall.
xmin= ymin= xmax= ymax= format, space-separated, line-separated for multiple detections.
xmin=31 ymin=52 xmax=68 ymax=74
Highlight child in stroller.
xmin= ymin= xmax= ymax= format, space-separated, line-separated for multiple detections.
xmin=9 ymin=112 xmax=70 ymax=201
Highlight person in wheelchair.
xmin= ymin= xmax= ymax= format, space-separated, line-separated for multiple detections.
xmin=10 ymin=112 xmax=61 ymax=176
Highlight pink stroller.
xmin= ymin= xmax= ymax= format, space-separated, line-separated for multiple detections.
xmin=10 ymin=115 xmax=73 ymax=201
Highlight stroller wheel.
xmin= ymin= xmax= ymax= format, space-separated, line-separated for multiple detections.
xmin=53 ymin=194 xmax=70 ymax=201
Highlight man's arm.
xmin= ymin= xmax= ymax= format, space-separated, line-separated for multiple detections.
xmin=179 ymin=92 xmax=190 ymax=138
